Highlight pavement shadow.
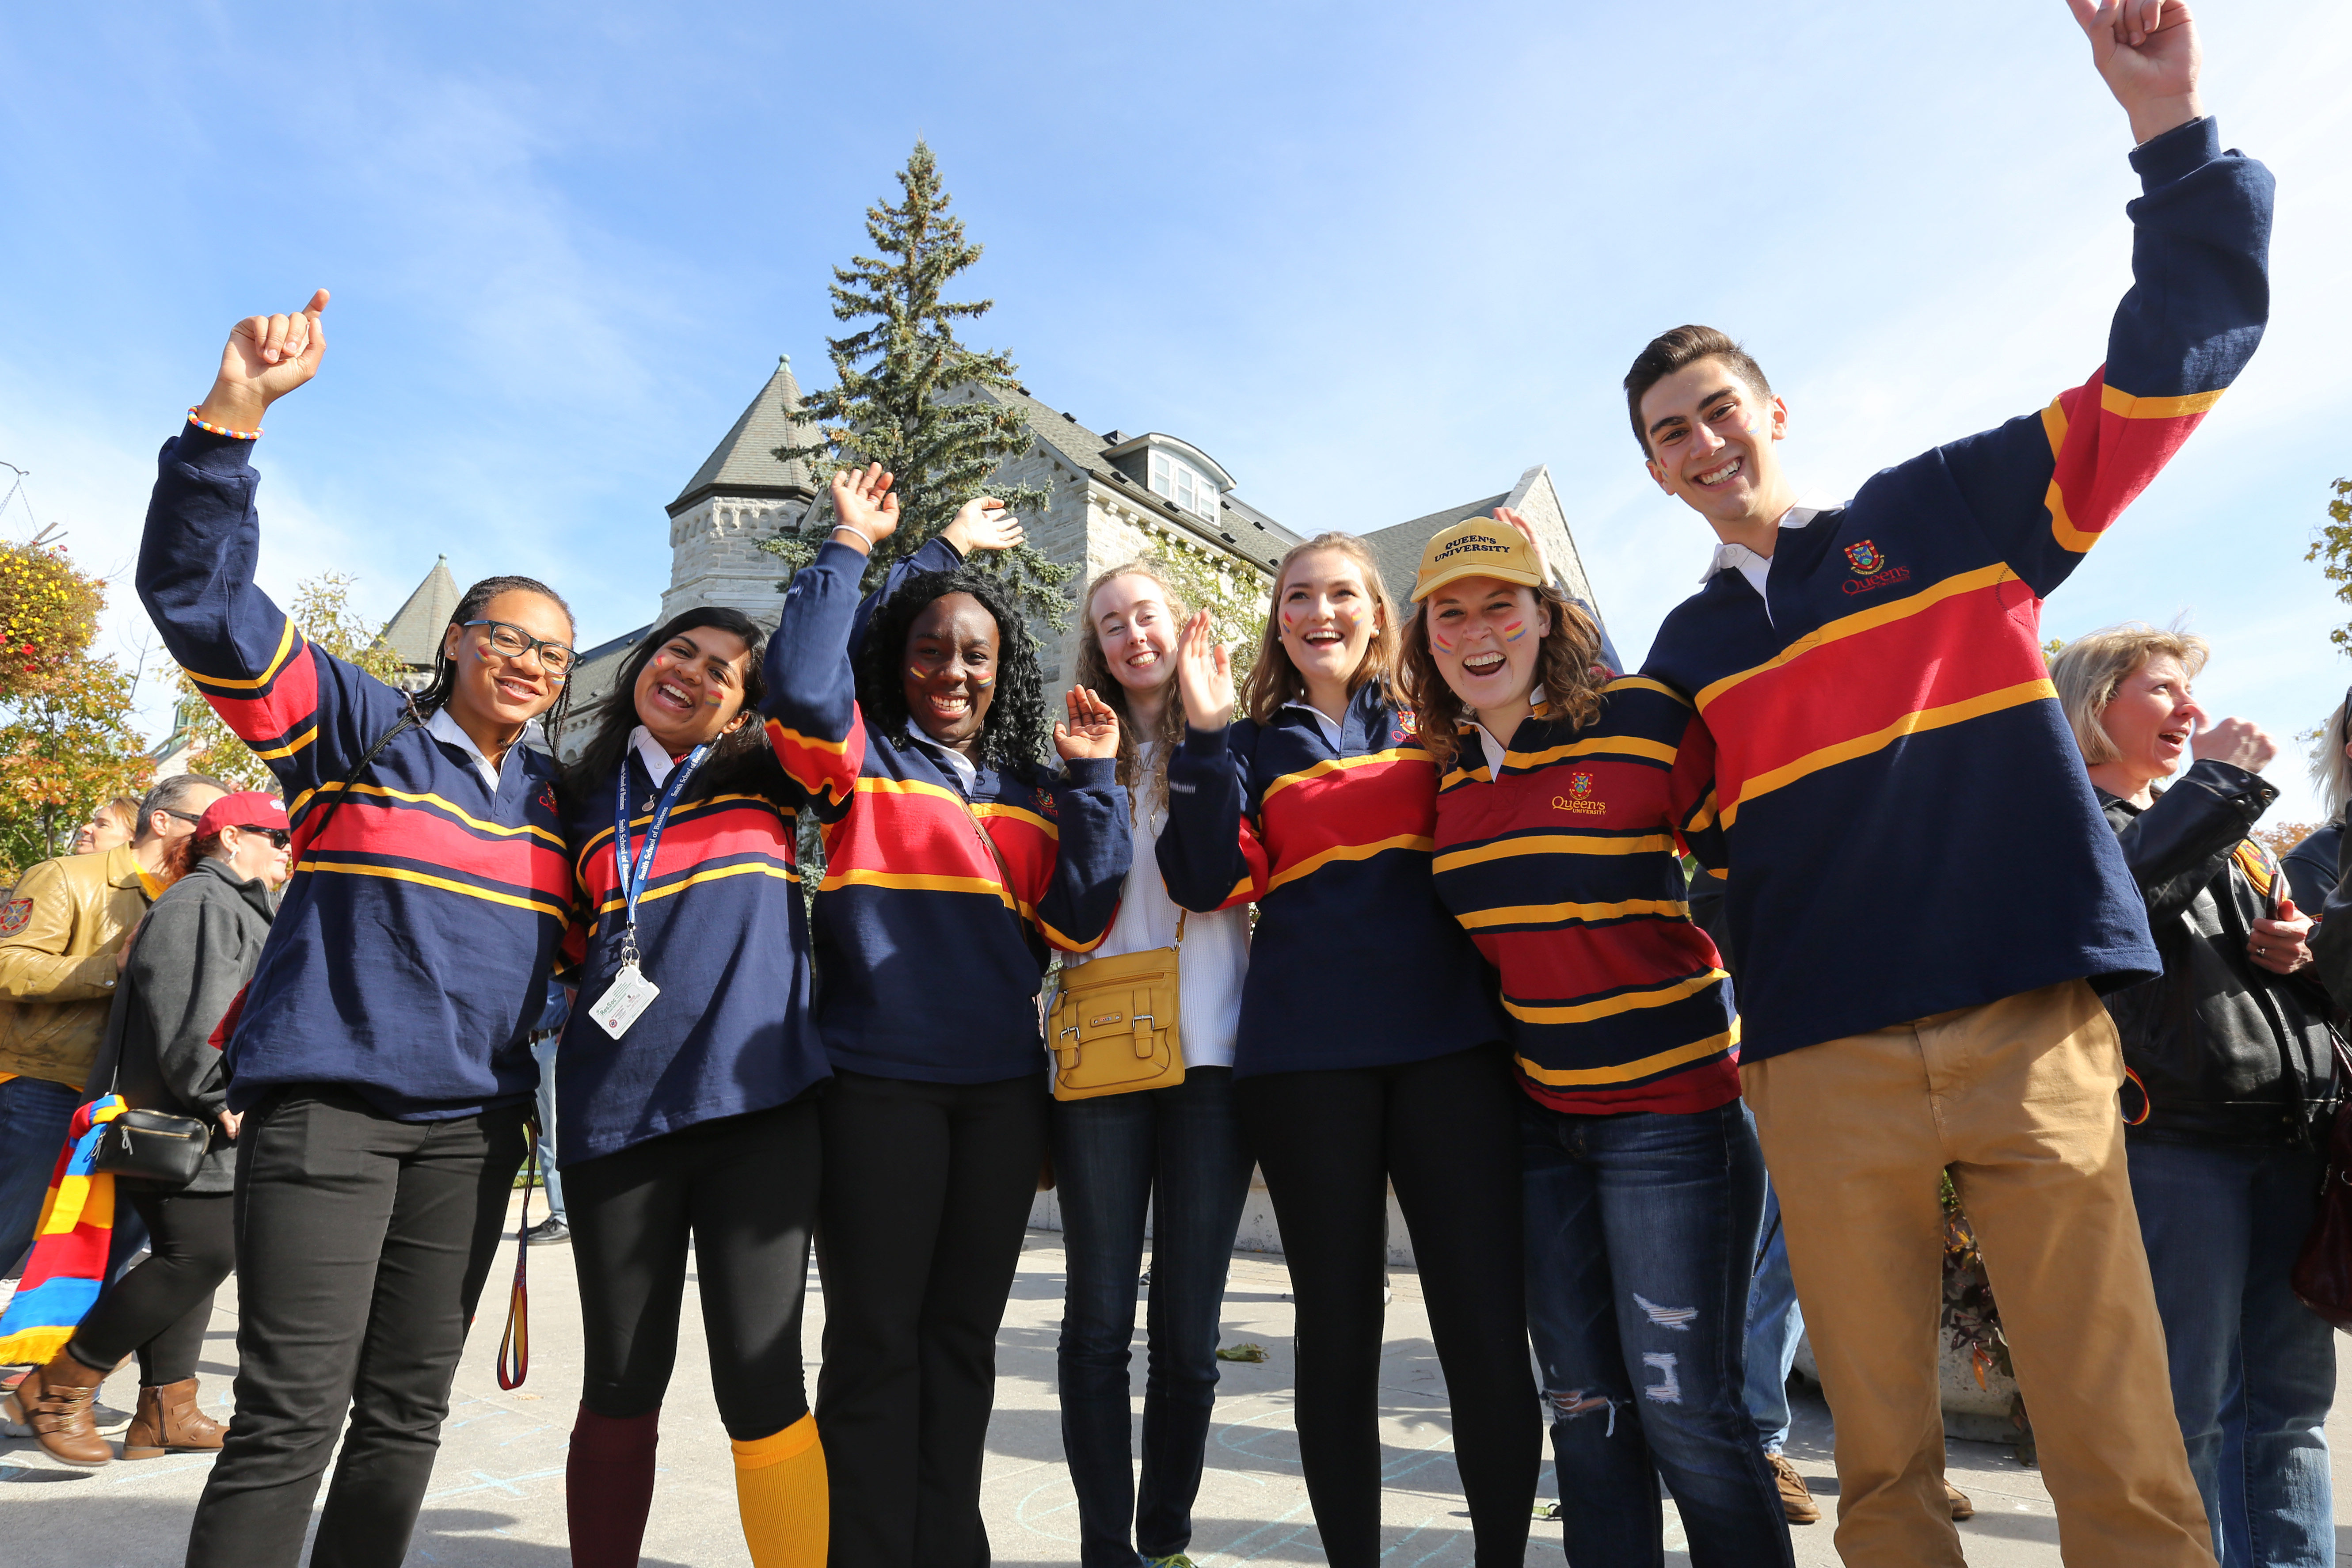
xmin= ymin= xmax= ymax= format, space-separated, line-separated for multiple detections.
xmin=407 ymin=1507 xmax=696 ymax=1565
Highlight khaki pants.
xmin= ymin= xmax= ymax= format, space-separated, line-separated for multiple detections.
xmin=1742 ymin=980 xmax=2213 ymax=1567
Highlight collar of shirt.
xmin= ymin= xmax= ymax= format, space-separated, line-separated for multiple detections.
xmin=903 ymin=719 xmax=979 ymax=791
xmin=426 ymin=706 xmax=537 ymax=793
xmin=1280 ymin=700 xmax=1347 ymax=753
xmin=1700 ymin=502 xmax=1838 ymax=627
xmin=1468 ymin=687 xmax=1547 ymax=780
xmin=627 ymin=725 xmax=685 ymax=790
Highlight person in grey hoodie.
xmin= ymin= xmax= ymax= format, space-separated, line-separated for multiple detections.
xmin=10 ymin=791 xmax=288 ymax=1468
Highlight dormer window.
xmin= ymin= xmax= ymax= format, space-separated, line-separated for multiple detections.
xmin=1150 ymin=452 xmax=1219 ymax=522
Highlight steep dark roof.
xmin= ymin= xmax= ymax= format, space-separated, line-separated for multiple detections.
xmin=1358 ymin=492 xmax=1510 ymax=607
xmin=375 ymin=555 xmax=464 ymax=669
xmin=666 ymin=356 xmax=818 ymax=518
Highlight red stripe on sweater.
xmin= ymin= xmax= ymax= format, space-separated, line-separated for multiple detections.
xmin=1258 ymin=754 xmax=1437 ymax=881
xmin=305 ymin=799 xmax=571 ymax=896
xmin=197 ymin=644 xmax=321 ymax=746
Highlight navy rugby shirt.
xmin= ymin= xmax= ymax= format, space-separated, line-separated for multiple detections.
xmin=1640 ymin=119 xmax=2273 ymax=1060
xmin=137 ymin=428 xmax=565 ymax=1119
xmin=1157 ymin=683 xmax=1505 ymax=1076
xmin=762 ymin=539 xmax=1130 ymax=1082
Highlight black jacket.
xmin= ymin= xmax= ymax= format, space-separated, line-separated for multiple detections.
xmin=2285 ymin=819 xmax=2342 ymax=914
xmin=2098 ymin=761 xmax=2337 ymax=1147
xmin=86 ymin=857 xmax=276 ymax=1192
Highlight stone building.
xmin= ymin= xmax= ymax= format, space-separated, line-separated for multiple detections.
xmin=388 ymin=354 xmax=1614 ymax=742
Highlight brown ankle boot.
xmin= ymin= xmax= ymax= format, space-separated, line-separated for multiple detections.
xmin=25 ymin=1350 xmax=112 ymax=1467
xmin=122 ymin=1378 xmax=228 ymax=1458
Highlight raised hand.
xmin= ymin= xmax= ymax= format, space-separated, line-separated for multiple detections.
xmin=2188 ymin=712 xmax=2276 ymax=775
xmin=1055 ymin=685 xmax=1121 ymax=761
xmin=942 ymin=496 xmax=1025 ymax=556
xmin=2065 ymin=0 xmax=2202 ymax=144
xmin=1494 ymin=505 xmax=1553 ymax=582
xmin=196 ymin=288 xmax=330 ymax=432
xmin=1175 ymin=609 xmax=1236 ymax=732
xmin=828 ymin=462 xmax=900 ymax=555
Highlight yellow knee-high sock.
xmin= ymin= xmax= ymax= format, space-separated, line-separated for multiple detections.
xmin=732 ymin=1411 xmax=828 ymax=1568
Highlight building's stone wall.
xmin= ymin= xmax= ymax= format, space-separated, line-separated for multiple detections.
xmin=660 ymin=495 xmax=814 ymax=621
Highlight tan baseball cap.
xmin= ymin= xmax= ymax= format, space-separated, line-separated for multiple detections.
xmin=1410 ymin=517 xmax=1546 ymax=602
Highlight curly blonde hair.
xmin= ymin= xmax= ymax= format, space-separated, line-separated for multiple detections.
xmin=1399 ymin=584 xmax=1607 ymax=769
xmin=1242 ymin=533 xmax=1400 ymax=723
xmin=1073 ymin=559 xmax=1192 ymax=811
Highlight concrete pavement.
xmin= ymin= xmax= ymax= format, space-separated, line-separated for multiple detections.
xmin=8 ymin=1219 xmax=2350 ymax=1564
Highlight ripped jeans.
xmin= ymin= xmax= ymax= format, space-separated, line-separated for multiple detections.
xmin=1522 ymin=1097 xmax=1792 ymax=1568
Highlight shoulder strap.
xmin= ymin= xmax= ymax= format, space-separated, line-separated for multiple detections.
xmin=952 ymin=787 xmax=1018 ymax=895
xmin=300 ymin=694 xmax=426 ymax=856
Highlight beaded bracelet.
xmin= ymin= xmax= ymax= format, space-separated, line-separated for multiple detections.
xmin=187 ymin=409 xmax=263 ymax=441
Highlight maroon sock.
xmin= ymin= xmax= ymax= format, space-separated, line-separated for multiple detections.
xmin=567 ymin=1404 xmax=660 ymax=1567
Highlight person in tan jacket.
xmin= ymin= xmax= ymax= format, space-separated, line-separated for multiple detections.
xmin=0 ymin=774 xmax=225 ymax=1278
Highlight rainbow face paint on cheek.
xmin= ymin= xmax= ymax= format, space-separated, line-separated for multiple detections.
xmin=1502 ymin=620 xmax=1527 ymax=643
xmin=971 ymin=673 xmax=995 ymax=688
xmin=1430 ymin=627 xmax=1456 ymax=655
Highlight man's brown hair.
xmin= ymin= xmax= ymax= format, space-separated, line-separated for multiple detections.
xmin=1623 ymin=325 xmax=1772 ymax=457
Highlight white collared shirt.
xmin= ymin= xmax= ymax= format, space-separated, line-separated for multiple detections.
xmin=426 ymin=706 xmax=539 ymax=793
xmin=1700 ymin=502 xmax=1833 ymax=624
xmin=905 ymin=720 xmax=979 ymax=792
xmin=1282 ymin=700 xmax=1347 ymax=753
xmin=1468 ymin=687 xmax=1546 ymax=780
xmin=628 ymin=725 xmax=681 ymax=789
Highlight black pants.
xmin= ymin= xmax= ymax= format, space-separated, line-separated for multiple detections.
xmin=1237 ymin=1046 xmax=1540 ymax=1568
xmin=566 ymin=1097 xmax=821 ymax=1441
xmin=814 ymin=1069 xmax=1048 ymax=1568
xmin=185 ymin=1086 xmax=525 ymax=1568
xmin=70 ymin=1187 xmax=236 ymax=1385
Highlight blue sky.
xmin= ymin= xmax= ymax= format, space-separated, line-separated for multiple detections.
xmin=3 ymin=1 xmax=2348 ymax=825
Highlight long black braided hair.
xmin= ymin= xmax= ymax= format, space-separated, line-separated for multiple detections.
xmin=423 ymin=574 xmax=577 ymax=746
xmin=856 ymin=567 xmax=1054 ymax=773
xmin=562 ymin=606 xmax=775 ymax=803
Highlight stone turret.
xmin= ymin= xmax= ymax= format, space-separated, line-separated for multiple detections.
xmin=659 ymin=356 xmax=818 ymax=621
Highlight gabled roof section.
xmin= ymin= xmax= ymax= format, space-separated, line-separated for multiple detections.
xmin=1358 ymin=491 xmax=1510 ymax=608
xmin=667 ymin=356 xmax=818 ymax=518
xmin=376 ymin=554 xmax=464 ymax=669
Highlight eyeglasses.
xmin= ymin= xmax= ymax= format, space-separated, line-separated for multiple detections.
xmin=462 ymin=620 xmax=576 ymax=679
xmin=236 ymin=826 xmax=292 ymax=850
xmin=161 ymin=808 xmax=205 ymax=825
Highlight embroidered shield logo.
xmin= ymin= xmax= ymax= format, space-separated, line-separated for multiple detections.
xmin=537 ymin=785 xmax=559 ymax=815
xmin=1845 ymin=540 xmax=1885 ymax=575
xmin=0 ymin=898 xmax=30 ymax=937
xmin=1570 ymin=772 xmax=1594 ymax=798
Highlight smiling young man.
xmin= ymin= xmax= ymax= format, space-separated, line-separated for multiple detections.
xmin=1625 ymin=4 xmax=2271 ymax=1564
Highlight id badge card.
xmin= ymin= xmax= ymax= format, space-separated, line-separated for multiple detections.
xmin=590 ymin=963 xmax=660 ymax=1040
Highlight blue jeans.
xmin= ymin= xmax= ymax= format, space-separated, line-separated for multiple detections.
xmin=1742 ymin=1181 xmax=1804 ymax=1456
xmin=1052 ymin=1066 xmax=1254 ymax=1568
xmin=1523 ymin=1098 xmax=1791 ymax=1568
xmin=0 ymin=1074 xmax=82 ymax=1278
xmin=531 ymin=1034 xmax=565 ymax=1220
xmin=2128 ymin=1136 xmax=2335 ymax=1568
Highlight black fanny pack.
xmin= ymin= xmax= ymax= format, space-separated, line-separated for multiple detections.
xmin=91 ymin=1107 xmax=212 ymax=1187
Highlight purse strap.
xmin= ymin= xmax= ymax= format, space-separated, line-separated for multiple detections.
xmin=300 ymin=695 xmax=426 ymax=858
xmin=496 ymin=1118 xmax=537 ymax=1390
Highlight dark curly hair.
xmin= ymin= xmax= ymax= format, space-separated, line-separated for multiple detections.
xmin=562 ymin=607 xmax=777 ymax=805
xmin=858 ymin=567 xmax=1053 ymax=772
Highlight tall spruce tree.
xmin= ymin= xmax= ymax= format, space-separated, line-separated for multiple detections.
xmin=764 ymin=141 xmax=1075 ymax=628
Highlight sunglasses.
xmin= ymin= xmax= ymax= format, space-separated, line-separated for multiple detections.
xmin=236 ymin=826 xmax=292 ymax=850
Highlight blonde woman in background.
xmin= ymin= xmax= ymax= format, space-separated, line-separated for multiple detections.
xmin=2283 ymin=693 xmax=2348 ymax=911
xmin=2052 ymin=623 xmax=2335 ymax=1568
xmin=72 ymin=797 xmax=142 ymax=856
xmin=1053 ymin=561 xmax=1254 ymax=1568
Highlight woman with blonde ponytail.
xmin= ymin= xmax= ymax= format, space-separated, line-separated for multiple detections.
xmin=1055 ymin=560 xmax=1254 ymax=1568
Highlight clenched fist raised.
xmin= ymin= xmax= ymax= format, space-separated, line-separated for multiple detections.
xmin=194 ymin=288 xmax=330 ymax=434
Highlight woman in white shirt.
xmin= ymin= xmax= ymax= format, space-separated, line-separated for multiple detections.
xmin=1054 ymin=561 xmax=1254 ymax=1568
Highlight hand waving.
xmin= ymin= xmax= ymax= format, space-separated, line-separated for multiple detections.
xmin=942 ymin=496 xmax=1025 ymax=556
xmin=1175 ymin=609 xmax=1236 ymax=732
xmin=1494 ymin=506 xmax=1553 ymax=582
xmin=1055 ymin=685 xmax=1121 ymax=762
xmin=197 ymin=288 xmax=329 ymax=431
xmin=828 ymin=462 xmax=900 ymax=555
xmin=2065 ymin=0 xmax=2202 ymax=143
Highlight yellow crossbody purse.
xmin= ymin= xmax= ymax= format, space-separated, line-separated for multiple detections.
xmin=1048 ymin=913 xmax=1186 ymax=1102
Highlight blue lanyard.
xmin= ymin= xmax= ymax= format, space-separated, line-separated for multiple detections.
xmin=612 ymin=742 xmax=710 ymax=969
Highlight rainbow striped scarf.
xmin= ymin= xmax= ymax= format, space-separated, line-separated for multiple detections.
xmin=0 ymin=1095 xmax=126 ymax=1366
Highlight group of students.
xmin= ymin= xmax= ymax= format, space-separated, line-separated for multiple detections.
xmin=0 ymin=7 xmax=2309 ymax=1568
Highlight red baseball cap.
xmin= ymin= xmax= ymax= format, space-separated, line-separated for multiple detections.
xmin=195 ymin=791 xmax=290 ymax=837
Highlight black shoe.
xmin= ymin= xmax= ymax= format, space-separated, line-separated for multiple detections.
xmin=523 ymin=1216 xmax=571 ymax=1246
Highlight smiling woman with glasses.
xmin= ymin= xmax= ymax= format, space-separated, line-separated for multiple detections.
xmin=134 ymin=287 xmax=582 ymax=1568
